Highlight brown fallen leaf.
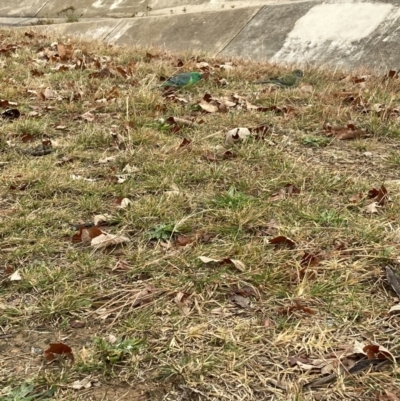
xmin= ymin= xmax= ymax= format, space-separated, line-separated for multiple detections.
xmin=80 ymin=111 xmax=95 ymax=122
xmin=174 ymin=291 xmax=193 ymax=316
xmin=323 ymin=122 xmax=366 ymax=140
xmin=263 ymin=318 xmax=275 ymax=328
xmin=379 ymin=390 xmax=399 ymax=401
xmin=268 ymin=236 xmax=296 ymax=249
xmin=198 ymin=256 xmax=246 ymax=272
xmin=44 ymin=343 xmax=74 ymax=362
xmin=363 ymin=344 xmax=394 ymax=361
xmin=300 ymin=252 xmax=321 ymax=267
xmin=281 ymin=300 xmax=314 ymax=315
xmin=383 ymin=69 xmax=399 ymax=81
xmin=270 ymin=183 xmax=300 ymax=201
xmin=57 ymin=43 xmax=73 ymax=61
xmin=368 ymin=185 xmax=388 ymax=206
xmin=69 ymin=320 xmax=85 ymax=328
xmin=165 ymin=116 xmax=196 ymax=127
xmin=175 ymin=235 xmax=192 ymax=246
xmin=178 ymin=138 xmax=191 ymax=149
xmin=72 ymin=226 xmax=103 ymax=244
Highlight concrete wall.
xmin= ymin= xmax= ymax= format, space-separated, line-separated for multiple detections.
xmin=5 ymin=0 xmax=400 ymax=71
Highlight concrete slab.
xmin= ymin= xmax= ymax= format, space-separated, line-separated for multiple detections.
xmin=147 ymin=0 xmax=313 ymax=16
xmin=107 ymin=7 xmax=261 ymax=54
xmin=0 ymin=0 xmax=45 ymax=17
xmin=221 ymin=0 xmax=400 ymax=71
xmin=38 ymin=0 xmax=148 ymax=19
xmin=29 ymin=19 xmax=122 ymax=42
xmin=0 ymin=17 xmax=35 ymax=26
xmin=221 ymin=1 xmax=318 ymax=61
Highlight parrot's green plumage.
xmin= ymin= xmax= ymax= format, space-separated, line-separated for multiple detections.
xmin=254 ymin=69 xmax=303 ymax=88
xmin=161 ymin=72 xmax=202 ymax=88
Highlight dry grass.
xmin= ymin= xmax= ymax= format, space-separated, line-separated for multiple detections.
xmin=1 ymin=28 xmax=400 ymax=401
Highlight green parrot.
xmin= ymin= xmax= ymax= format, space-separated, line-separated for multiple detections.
xmin=160 ymin=71 xmax=202 ymax=88
xmin=254 ymin=69 xmax=303 ymax=88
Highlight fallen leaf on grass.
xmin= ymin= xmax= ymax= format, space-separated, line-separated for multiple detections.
xmin=368 ymin=184 xmax=388 ymax=206
xmin=299 ymin=84 xmax=314 ymax=93
xmin=199 ymin=99 xmax=219 ymax=113
xmin=198 ymin=256 xmax=246 ymax=272
xmin=389 ymin=304 xmax=400 ymax=314
xmin=178 ymin=137 xmax=191 ymax=149
xmin=44 ymin=343 xmax=74 ymax=362
xmin=78 ymin=226 xmax=103 ymax=244
xmin=300 ymin=252 xmax=321 ymax=267
xmin=98 ymin=156 xmax=116 ymax=164
xmin=203 ymin=150 xmax=236 ymax=162
xmin=122 ymin=164 xmax=139 ymax=174
xmin=0 ymin=99 xmax=18 ymax=107
xmin=323 ymin=122 xmax=366 ymax=140
xmin=118 ymin=198 xmax=132 ymax=209
xmin=175 ymin=291 xmax=193 ymax=316
xmin=70 ymin=320 xmax=85 ymax=329
xmin=175 ymin=235 xmax=192 ymax=246
xmin=270 ymin=183 xmax=300 ymax=201
xmin=281 ymin=300 xmax=315 ymax=315
xmin=91 ymin=232 xmax=130 ymax=249
xmin=263 ymin=318 xmax=275 ymax=328
xmin=198 ymin=93 xmax=235 ymax=113
xmin=19 ymin=133 xmax=34 ymax=142
xmin=9 ymin=269 xmax=22 ymax=281
xmin=43 ymin=87 xmax=56 ymax=100
xmin=379 ymin=391 xmax=399 ymax=401
xmin=246 ymin=219 xmax=279 ymax=237
xmin=228 ymin=293 xmax=251 ymax=309
xmin=80 ymin=111 xmax=95 ymax=122
xmin=349 ymin=192 xmax=364 ymax=203
xmin=71 ymin=174 xmax=96 ymax=183
xmin=57 ymin=43 xmax=73 ymax=61
xmin=165 ymin=116 xmax=197 ymax=127
xmin=363 ymin=344 xmax=394 ymax=361
xmin=268 ymin=236 xmax=296 ymax=249
xmin=55 ymin=156 xmax=73 ymax=166
xmin=71 ymin=377 xmax=93 ymax=390
xmin=231 ymin=284 xmax=259 ymax=299
xmin=72 ymin=226 xmax=130 ymax=249
xmin=225 ymin=127 xmax=251 ymax=145
xmin=383 ymin=69 xmax=399 ymax=80
xmin=93 ymin=214 xmax=112 ymax=226
xmin=363 ymin=201 xmax=380 ymax=214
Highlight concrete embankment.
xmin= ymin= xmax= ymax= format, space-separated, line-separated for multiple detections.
xmin=2 ymin=0 xmax=400 ymax=71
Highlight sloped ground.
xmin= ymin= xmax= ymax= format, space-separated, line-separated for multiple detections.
xmin=1 ymin=29 xmax=400 ymax=401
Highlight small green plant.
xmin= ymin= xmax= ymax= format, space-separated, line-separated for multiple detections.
xmin=302 ymin=136 xmax=330 ymax=147
xmin=94 ymin=337 xmax=144 ymax=365
xmin=0 ymin=382 xmax=56 ymax=401
xmin=147 ymin=223 xmax=177 ymax=240
xmin=212 ymin=186 xmax=251 ymax=209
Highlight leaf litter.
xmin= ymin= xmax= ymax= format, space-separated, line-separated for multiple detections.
xmin=2 ymin=28 xmax=400 ymax=400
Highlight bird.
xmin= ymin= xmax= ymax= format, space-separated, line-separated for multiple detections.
xmin=254 ymin=69 xmax=303 ymax=88
xmin=160 ymin=72 xmax=202 ymax=88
